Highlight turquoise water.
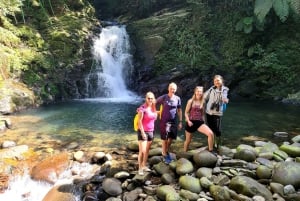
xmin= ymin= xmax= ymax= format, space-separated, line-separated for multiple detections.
xmin=5 ymin=99 xmax=300 ymax=149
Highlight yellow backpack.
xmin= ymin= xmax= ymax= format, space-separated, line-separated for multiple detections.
xmin=133 ymin=113 xmax=139 ymax=131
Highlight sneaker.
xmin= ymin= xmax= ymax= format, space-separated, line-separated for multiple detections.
xmin=163 ymin=155 xmax=172 ymax=164
xmin=143 ymin=167 xmax=151 ymax=172
xmin=138 ymin=169 xmax=144 ymax=175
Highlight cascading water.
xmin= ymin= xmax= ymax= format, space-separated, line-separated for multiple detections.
xmin=86 ymin=25 xmax=138 ymax=101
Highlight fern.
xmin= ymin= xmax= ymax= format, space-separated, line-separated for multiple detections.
xmin=273 ymin=0 xmax=289 ymax=22
xmin=254 ymin=0 xmax=273 ymax=23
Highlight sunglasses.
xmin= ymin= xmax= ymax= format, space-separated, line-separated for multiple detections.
xmin=147 ymin=97 xmax=154 ymax=100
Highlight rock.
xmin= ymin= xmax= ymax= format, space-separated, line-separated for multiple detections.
xmin=269 ymin=182 xmax=284 ymax=196
xmin=31 ymin=152 xmax=69 ymax=184
xmin=149 ymin=147 xmax=162 ymax=156
xmin=179 ymin=189 xmax=200 ymax=201
xmin=234 ymin=149 xmax=257 ymax=162
xmin=1 ymin=140 xmax=16 ymax=148
xmin=73 ymin=150 xmax=85 ymax=162
xmin=196 ymin=167 xmax=213 ymax=179
xmin=273 ymin=132 xmax=288 ymax=137
xmin=102 ymin=178 xmax=122 ymax=196
xmin=42 ymin=184 xmax=77 ymax=201
xmin=114 ymin=171 xmax=130 ymax=179
xmin=229 ymin=176 xmax=273 ymax=201
xmin=256 ymin=165 xmax=272 ymax=179
xmin=175 ymin=158 xmax=194 ymax=175
xmin=291 ymin=135 xmax=300 ymax=143
xmin=0 ymin=81 xmax=36 ymax=114
xmin=153 ymin=162 xmax=172 ymax=175
xmin=156 ymin=185 xmax=177 ymax=201
xmin=193 ymin=150 xmax=217 ymax=167
xmin=0 ymin=144 xmax=29 ymax=160
xmin=259 ymin=142 xmax=279 ymax=153
xmin=179 ymin=175 xmax=201 ymax=193
xmin=161 ymin=173 xmax=175 ymax=184
xmin=122 ymin=187 xmax=143 ymax=201
xmin=209 ymin=185 xmax=231 ymax=201
xmin=271 ymin=161 xmax=300 ymax=188
xmin=279 ymin=144 xmax=300 ymax=157
xmin=273 ymin=149 xmax=289 ymax=161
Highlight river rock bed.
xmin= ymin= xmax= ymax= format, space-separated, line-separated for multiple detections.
xmin=1 ymin=135 xmax=300 ymax=201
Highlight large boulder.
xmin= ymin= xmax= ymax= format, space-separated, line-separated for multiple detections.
xmin=229 ymin=176 xmax=273 ymax=201
xmin=30 ymin=152 xmax=70 ymax=184
xmin=271 ymin=161 xmax=300 ymax=188
xmin=0 ymin=80 xmax=36 ymax=114
xmin=193 ymin=150 xmax=217 ymax=167
xmin=42 ymin=184 xmax=77 ymax=201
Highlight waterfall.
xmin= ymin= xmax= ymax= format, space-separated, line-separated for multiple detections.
xmin=86 ymin=25 xmax=138 ymax=102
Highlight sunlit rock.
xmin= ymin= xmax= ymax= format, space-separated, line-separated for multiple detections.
xmin=31 ymin=152 xmax=69 ymax=184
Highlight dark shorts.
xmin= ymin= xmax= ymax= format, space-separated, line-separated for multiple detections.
xmin=137 ymin=130 xmax=154 ymax=141
xmin=185 ymin=120 xmax=205 ymax=133
xmin=160 ymin=122 xmax=177 ymax=140
xmin=206 ymin=114 xmax=222 ymax=136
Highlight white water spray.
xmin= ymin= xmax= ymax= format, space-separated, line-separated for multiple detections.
xmin=87 ymin=25 xmax=138 ymax=101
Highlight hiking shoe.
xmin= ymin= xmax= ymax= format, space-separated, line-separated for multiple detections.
xmin=138 ymin=169 xmax=144 ymax=175
xmin=143 ymin=167 xmax=151 ymax=172
xmin=163 ymin=155 xmax=172 ymax=164
xmin=209 ymin=150 xmax=218 ymax=156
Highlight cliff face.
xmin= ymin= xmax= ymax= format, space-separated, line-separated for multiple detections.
xmin=105 ymin=1 xmax=300 ymax=102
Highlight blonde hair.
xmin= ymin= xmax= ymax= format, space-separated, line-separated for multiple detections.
xmin=191 ymin=86 xmax=204 ymax=108
xmin=168 ymin=82 xmax=177 ymax=90
xmin=145 ymin=91 xmax=157 ymax=112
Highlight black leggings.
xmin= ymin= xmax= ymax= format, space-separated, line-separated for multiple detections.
xmin=206 ymin=114 xmax=222 ymax=137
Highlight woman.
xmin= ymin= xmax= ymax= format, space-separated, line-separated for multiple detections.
xmin=204 ymin=75 xmax=229 ymax=150
xmin=137 ymin=92 xmax=157 ymax=175
xmin=184 ymin=86 xmax=215 ymax=153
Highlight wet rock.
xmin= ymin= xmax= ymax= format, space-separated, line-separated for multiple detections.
xmin=42 ymin=184 xmax=77 ymax=201
xmin=102 ymin=178 xmax=122 ymax=196
xmin=273 ymin=132 xmax=288 ymax=137
xmin=31 ymin=152 xmax=69 ymax=184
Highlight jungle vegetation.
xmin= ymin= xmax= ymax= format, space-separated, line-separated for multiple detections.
xmin=1 ymin=0 xmax=300 ymax=103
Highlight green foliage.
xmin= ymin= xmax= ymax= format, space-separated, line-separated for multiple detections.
xmin=273 ymin=0 xmax=289 ymax=22
xmin=254 ymin=0 xmax=299 ymax=24
xmin=236 ymin=17 xmax=253 ymax=34
xmin=254 ymin=0 xmax=273 ymax=23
